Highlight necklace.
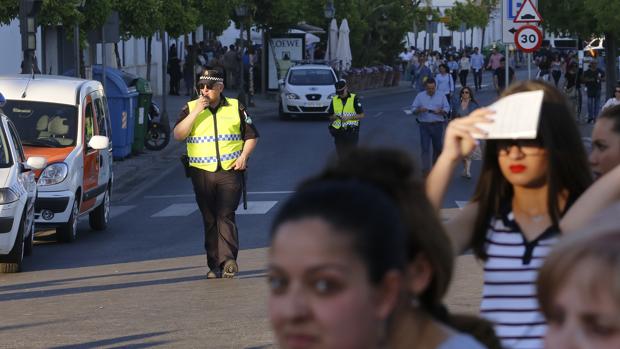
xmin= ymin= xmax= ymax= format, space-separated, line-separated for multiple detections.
xmin=514 ymin=202 xmax=548 ymax=223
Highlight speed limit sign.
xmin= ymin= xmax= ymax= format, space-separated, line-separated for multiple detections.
xmin=514 ymin=25 xmax=542 ymax=53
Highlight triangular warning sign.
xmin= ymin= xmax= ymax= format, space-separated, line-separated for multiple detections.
xmin=514 ymin=0 xmax=542 ymax=23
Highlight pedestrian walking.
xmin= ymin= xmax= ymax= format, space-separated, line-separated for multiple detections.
xmin=451 ymin=86 xmax=479 ymax=179
xmin=173 ymin=70 xmax=259 ymax=279
xmin=550 ymin=54 xmax=562 ymax=87
xmin=167 ymin=55 xmax=181 ymax=95
xmin=435 ymin=64 xmax=455 ymax=108
xmin=412 ymin=55 xmax=432 ymax=92
xmin=426 ymin=80 xmax=595 ymax=349
xmin=493 ymin=58 xmax=515 ymax=95
xmin=582 ymin=60 xmax=605 ymax=123
xmin=268 ymin=178 xmax=405 ymax=349
xmin=458 ymin=53 xmax=471 ymax=87
xmin=486 ymin=48 xmax=503 ymax=71
xmin=470 ymin=47 xmax=485 ymax=91
xmin=590 ymin=104 xmax=620 ymax=179
xmin=411 ymin=78 xmax=450 ymax=175
xmin=447 ymin=55 xmax=459 ymax=87
xmin=328 ymin=80 xmax=364 ymax=159
xmin=563 ymin=62 xmax=581 ymax=122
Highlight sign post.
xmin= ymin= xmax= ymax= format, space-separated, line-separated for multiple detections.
xmin=510 ymin=0 xmax=543 ymax=80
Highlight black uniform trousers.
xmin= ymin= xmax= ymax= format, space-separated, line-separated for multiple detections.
xmin=189 ymin=167 xmax=242 ymax=271
xmin=333 ymin=128 xmax=359 ymax=160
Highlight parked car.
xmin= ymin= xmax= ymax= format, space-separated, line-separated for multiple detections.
xmin=278 ymin=64 xmax=338 ymax=118
xmin=0 ymin=92 xmax=46 ymax=272
xmin=0 ymin=75 xmax=113 ymax=242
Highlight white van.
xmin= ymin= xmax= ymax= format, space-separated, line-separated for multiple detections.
xmin=0 ymin=75 xmax=113 ymax=242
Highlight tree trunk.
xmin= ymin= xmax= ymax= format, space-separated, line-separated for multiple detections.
xmin=146 ymin=36 xmax=152 ymax=81
xmin=604 ymin=32 xmax=617 ymax=100
xmin=481 ymin=27 xmax=486 ymax=48
xmin=470 ymin=28 xmax=474 ymax=48
xmin=114 ymin=42 xmax=122 ymax=68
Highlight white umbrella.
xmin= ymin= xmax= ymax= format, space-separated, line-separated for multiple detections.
xmin=325 ymin=18 xmax=339 ymax=62
xmin=335 ymin=19 xmax=352 ymax=71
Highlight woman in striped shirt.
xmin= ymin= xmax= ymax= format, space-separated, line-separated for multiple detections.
xmin=426 ymin=80 xmax=596 ymax=349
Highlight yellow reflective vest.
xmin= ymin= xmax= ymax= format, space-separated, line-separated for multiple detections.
xmin=186 ymin=98 xmax=244 ymax=172
xmin=330 ymin=93 xmax=360 ymax=129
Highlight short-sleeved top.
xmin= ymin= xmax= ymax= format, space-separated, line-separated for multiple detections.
xmin=480 ymin=203 xmax=560 ymax=349
xmin=175 ymin=94 xmax=259 ymax=141
xmin=327 ymin=93 xmax=364 ymax=115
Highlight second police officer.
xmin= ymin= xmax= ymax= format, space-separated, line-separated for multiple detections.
xmin=328 ymin=79 xmax=365 ymax=159
xmin=173 ymin=70 xmax=259 ymax=279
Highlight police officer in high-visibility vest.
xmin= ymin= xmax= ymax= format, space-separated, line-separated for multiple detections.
xmin=173 ymin=70 xmax=259 ymax=279
xmin=328 ymin=80 xmax=365 ymax=159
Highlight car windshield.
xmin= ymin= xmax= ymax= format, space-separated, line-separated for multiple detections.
xmin=288 ymin=69 xmax=336 ymax=86
xmin=2 ymin=100 xmax=77 ymax=148
xmin=0 ymin=120 xmax=12 ymax=168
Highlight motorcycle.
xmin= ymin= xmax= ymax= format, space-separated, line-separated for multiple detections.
xmin=144 ymin=101 xmax=170 ymax=151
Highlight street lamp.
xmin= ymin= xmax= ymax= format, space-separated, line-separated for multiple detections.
xmin=235 ymin=4 xmax=248 ymax=106
xmin=19 ymin=0 xmax=43 ymax=74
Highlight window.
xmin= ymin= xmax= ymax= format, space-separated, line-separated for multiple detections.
xmin=3 ymin=100 xmax=77 ymax=147
xmin=84 ymin=102 xmax=94 ymax=146
xmin=94 ymin=97 xmax=108 ymax=137
xmin=0 ymin=123 xmax=12 ymax=168
xmin=7 ymin=122 xmax=25 ymax=163
xmin=288 ymin=69 xmax=336 ymax=86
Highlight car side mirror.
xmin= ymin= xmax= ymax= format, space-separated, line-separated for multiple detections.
xmin=88 ymin=135 xmax=109 ymax=150
xmin=25 ymin=156 xmax=47 ymax=170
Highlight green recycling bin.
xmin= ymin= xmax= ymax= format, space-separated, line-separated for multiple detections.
xmin=131 ymin=77 xmax=152 ymax=153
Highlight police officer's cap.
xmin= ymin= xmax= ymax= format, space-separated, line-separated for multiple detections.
xmin=198 ymin=70 xmax=225 ymax=87
xmin=335 ymin=79 xmax=347 ymax=92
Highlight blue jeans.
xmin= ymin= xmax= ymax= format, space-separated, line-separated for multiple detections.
xmin=587 ymin=94 xmax=600 ymax=120
xmin=419 ymin=122 xmax=445 ymax=174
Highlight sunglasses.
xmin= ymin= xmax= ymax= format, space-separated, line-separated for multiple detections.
xmin=197 ymin=80 xmax=220 ymax=90
xmin=496 ymin=139 xmax=544 ymax=156
xmin=462 ymin=91 xmax=471 ymax=94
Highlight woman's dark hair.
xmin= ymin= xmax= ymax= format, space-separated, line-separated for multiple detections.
xmin=470 ymin=80 xmax=593 ymax=260
xmin=300 ymin=148 xmax=454 ymax=318
xmin=438 ymin=63 xmax=449 ymax=72
xmin=599 ymin=104 xmax=620 ymax=134
xmin=459 ymin=86 xmax=478 ymax=105
xmin=271 ymin=180 xmax=406 ymax=285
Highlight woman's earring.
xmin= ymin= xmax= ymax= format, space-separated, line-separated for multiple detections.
xmin=410 ymin=293 xmax=420 ymax=308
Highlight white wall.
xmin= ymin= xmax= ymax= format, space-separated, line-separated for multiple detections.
xmin=0 ymin=18 xmax=43 ymax=76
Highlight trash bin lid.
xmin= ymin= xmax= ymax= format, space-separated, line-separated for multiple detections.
xmin=91 ymin=65 xmax=138 ymax=98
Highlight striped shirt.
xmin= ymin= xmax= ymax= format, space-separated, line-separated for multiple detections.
xmin=480 ymin=208 xmax=560 ymax=349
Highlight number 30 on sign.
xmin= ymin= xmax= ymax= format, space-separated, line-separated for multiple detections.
xmin=514 ymin=25 xmax=542 ymax=53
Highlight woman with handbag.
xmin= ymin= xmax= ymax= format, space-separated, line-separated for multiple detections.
xmin=451 ymin=86 xmax=479 ymax=179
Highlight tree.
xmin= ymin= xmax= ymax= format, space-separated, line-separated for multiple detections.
xmin=0 ymin=0 xmax=19 ymax=26
xmin=540 ymin=0 xmax=620 ymax=98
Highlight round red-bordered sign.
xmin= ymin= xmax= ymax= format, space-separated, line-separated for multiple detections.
xmin=514 ymin=25 xmax=542 ymax=53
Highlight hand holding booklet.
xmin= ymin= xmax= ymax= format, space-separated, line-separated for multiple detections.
xmin=475 ymin=90 xmax=544 ymax=139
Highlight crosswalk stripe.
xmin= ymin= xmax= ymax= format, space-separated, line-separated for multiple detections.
xmin=144 ymin=191 xmax=293 ymax=200
xmin=151 ymin=203 xmax=198 ymax=217
xmin=236 ymin=201 xmax=278 ymax=215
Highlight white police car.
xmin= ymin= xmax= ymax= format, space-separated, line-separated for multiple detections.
xmin=0 ymin=92 xmax=46 ymax=273
xmin=278 ymin=64 xmax=338 ymax=118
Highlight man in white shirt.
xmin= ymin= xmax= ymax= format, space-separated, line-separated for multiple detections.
xmin=470 ymin=47 xmax=485 ymax=91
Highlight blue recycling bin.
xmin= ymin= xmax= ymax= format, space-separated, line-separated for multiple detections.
xmin=91 ymin=66 xmax=138 ymax=159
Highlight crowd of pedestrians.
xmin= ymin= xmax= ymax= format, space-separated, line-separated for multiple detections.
xmin=167 ymin=40 xmax=261 ymax=97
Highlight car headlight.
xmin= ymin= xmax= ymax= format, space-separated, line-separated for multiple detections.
xmin=327 ymin=93 xmax=337 ymax=99
xmin=39 ymin=163 xmax=69 ymax=186
xmin=285 ymin=93 xmax=300 ymax=100
xmin=0 ymin=188 xmax=19 ymax=204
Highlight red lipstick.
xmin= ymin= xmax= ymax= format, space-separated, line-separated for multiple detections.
xmin=509 ymin=165 xmax=526 ymax=173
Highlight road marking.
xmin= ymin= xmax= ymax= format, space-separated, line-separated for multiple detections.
xmin=110 ymin=205 xmax=136 ymax=219
xmin=151 ymin=203 xmax=198 ymax=217
xmin=455 ymin=201 xmax=468 ymax=209
xmin=144 ymin=191 xmax=294 ymax=199
xmin=373 ymin=112 xmax=384 ymax=118
xmin=150 ymin=201 xmax=278 ymax=217
xmin=236 ymin=201 xmax=278 ymax=215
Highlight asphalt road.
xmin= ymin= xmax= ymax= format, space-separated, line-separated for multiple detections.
xmin=0 ymin=70 xmax=593 ymax=348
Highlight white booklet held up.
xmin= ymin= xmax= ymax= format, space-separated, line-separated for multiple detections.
xmin=475 ymin=90 xmax=544 ymax=139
